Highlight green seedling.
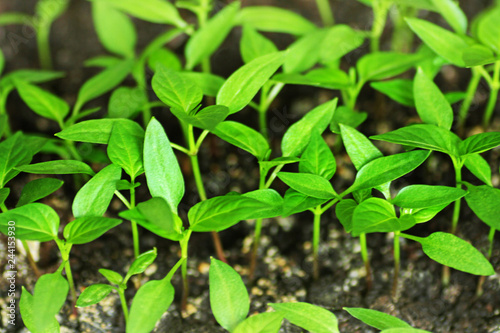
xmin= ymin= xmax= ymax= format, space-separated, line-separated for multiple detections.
xmin=344 ymin=307 xmax=432 ymax=332
xmin=0 ymin=0 xmax=70 ymax=69
xmin=209 ymin=258 xmax=340 ymax=333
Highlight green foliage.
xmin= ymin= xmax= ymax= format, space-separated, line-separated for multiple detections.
xmin=17 ymin=178 xmax=63 ymax=207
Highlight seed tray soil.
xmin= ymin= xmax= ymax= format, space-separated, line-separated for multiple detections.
xmin=1 ymin=0 xmax=500 ymax=332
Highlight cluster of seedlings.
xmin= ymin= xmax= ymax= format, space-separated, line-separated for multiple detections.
xmin=1 ymin=0 xmax=500 ymax=332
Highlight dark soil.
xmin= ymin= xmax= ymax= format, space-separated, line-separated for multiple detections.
xmin=1 ymin=0 xmax=500 ymax=332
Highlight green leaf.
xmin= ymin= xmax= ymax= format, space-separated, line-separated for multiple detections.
xmin=371 ymin=124 xmax=461 ymax=157
xmin=99 ymin=268 xmax=123 ymax=285
xmin=125 ymin=248 xmax=157 ymax=282
xmin=357 ymin=52 xmax=422 ymax=83
xmin=269 ymin=302 xmax=339 ymax=333
xmin=343 ymin=307 xmax=411 ymax=330
xmin=72 ymin=164 xmax=121 ymax=218
xmin=464 ymin=154 xmax=492 ymax=186
xmin=320 ymin=25 xmax=365 ymax=65
xmin=335 ymin=199 xmax=357 ymax=233
xmin=56 ymin=118 xmax=138 ymax=144
xmin=459 ymin=132 xmax=500 ymax=156
xmin=74 ymin=59 xmax=134 ymax=113
xmin=120 ymin=197 xmax=183 ymax=241
xmin=371 ymin=79 xmax=414 ymax=107
xmin=380 ymin=329 xmax=432 ymax=333
xmin=213 ymin=121 xmax=269 ymax=160
xmin=92 ymin=1 xmax=136 ymax=58
xmin=152 ymin=65 xmax=203 ymax=113
xmin=108 ymin=87 xmax=147 ymax=119
xmin=406 ymin=17 xmax=469 ymax=67
xmin=63 ymin=216 xmax=121 ymax=244
xmin=148 ymin=47 xmax=182 ymax=72
xmin=431 ymin=0 xmax=467 ymax=34
xmin=340 ymin=124 xmax=382 ymax=170
xmin=0 ymin=187 xmax=9 ymax=207
xmin=233 ymin=312 xmax=284 ymax=333
xmin=282 ymin=189 xmax=327 ymax=217
xmin=0 ymin=203 xmax=59 ymax=241
xmin=20 ymin=272 xmax=68 ymax=332
xmin=477 ymin=6 xmax=500 ymax=54
xmin=182 ymin=72 xmax=225 ymax=97
xmin=108 ymin=121 xmax=144 ymax=179
xmin=462 ymin=45 xmax=498 ymax=67
xmin=210 ymin=258 xmax=249 ymax=332
xmin=414 ymin=68 xmax=453 ymax=130
xmin=236 ymin=6 xmax=316 ymax=36
xmin=278 ymin=172 xmax=336 ymax=199
xmin=240 ymin=25 xmax=278 ymax=64
xmin=0 ymin=132 xmax=34 ymax=187
xmin=16 ymin=160 xmax=95 ymax=176
xmin=17 ymin=178 xmax=63 ymax=207
xmin=401 ymin=204 xmax=447 ymax=224
xmin=284 ymin=29 xmax=327 ymax=74
xmin=259 ymin=157 xmax=300 ymax=178
xmin=185 ymin=2 xmax=240 ymax=70
xmin=464 ymin=183 xmax=500 ymax=231
xmin=35 ymin=0 xmax=69 ymax=25
xmin=14 ymin=80 xmax=69 ymax=125
xmin=392 ymin=185 xmax=466 ymax=209
xmin=85 ymin=55 xmax=123 ymax=68
xmin=0 ymin=70 xmax=63 ymax=90
xmin=144 ymin=117 xmax=184 ymax=212
xmin=90 ymin=0 xmax=186 ymax=27
xmin=330 ymin=106 xmax=367 ymax=134
xmin=217 ymin=51 xmax=285 ymax=114
xmin=171 ymin=105 xmax=231 ymax=131
xmin=273 ymin=71 xmax=350 ymax=90
xmin=282 ymin=98 xmax=337 ymax=157
xmin=76 ymin=284 xmax=114 ymax=307
xmin=348 ymin=150 xmax=430 ymax=194
xmin=406 ymin=232 xmax=495 ymax=275
xmin=299 ymin=132 xmax=336 ymax=179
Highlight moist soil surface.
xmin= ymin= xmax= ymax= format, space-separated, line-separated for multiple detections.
xmin=1 ymin=0 xmax=500 ymax=332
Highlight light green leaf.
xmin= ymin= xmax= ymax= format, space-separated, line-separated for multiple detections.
xmin=406 ymin=232 xmax=495 ymax=275
xmin=414 ymin=68 xmax=453 ymax=130
xmin=108 ymin=121 xmax=144 ymax=179
xmin=240 ymin=25 xmax=278 ymax=64
xmin=147 ymin=47 xmax=182 ymax=72
xmin=380 ymin=329 xmax=432 ymax=333
xmin=99 ymin=268 xmax=123 ymax=285
xmin=108 ymin=87 xmax=147 ymax=119
xmin=406 ymin=17 xmax=469 ymax=67
xmin=284 ymin=29 xmax=327 ymax=74
xmin=17 ymin=178 xmax=63 ymax=207
xmin=371 ymin=79 xmax=414 ymax=107
xmin=125 ymin=248 xmax=157 ymax=282
xmin=76 ymin=284 xmax=114 ymax=308
xmin=401 ymin=204 xmax=447 ymax=224
xmin=392 ymin=185 xmax=466 ymax=209
xmin=462 ymin=44 xmax=498 ymax=67
xmin=477 ymin=6 xmax=500 ymax=54
xmin=459 ymin=132 xmax=500 ymax=156
xmin=464 ymin=183 xmax=500 ymax=231
xmin=170 ymin=105 xmax=231 ymax=131
xmin=92 ymin=1 xmax=136 ymax=58
xmin=340 ymin=124 xmax=382 ymax=170
xmin=213 ymin=121 xmax=269 ymax=160
xmin=85 ymin=55 xmax=123 ymax=68
xmin=16 ymin=160 xmax=95 ymax=176
xmin=72 ymin=164 xmax=122 ymax=218
xmin=152 ymin=65 xmax=203 ymax=113
xmin=63 ymin=216 xmax=121 ymax=244
xmin=269 ymin=302 xmax=339 ymax=333
xmin=0 ymin=132 xmax=34 ymax=187
xmin=335 ymin=199 xmax=357 ymax=233
xmin=282 ymin=189 xmax=327 ymax=217
xmin=344 ymin=307 xmax=411 ymax=330
xmin=185 ymin=2 xmax=240 ymax=70
xmin=236 ymin=6 xmax=316 ymax=36
xmin=330 ymin=106 xmax=367 ymax=134
xmin=278 ymin=172 xmax=336 ymax=199
xmin=210 ymin=258 xmax=249 ymax=332
xmin=181 ymin=72 xmax=225 ymax=97
xmin=273 ymin=70 xmax=350 ymax=90
xmin=0 ymin=188 xmax=9 ymax=207
xmin=144 ymin=117 xmax=184 ymax=212
xmin=299 ymin=132 xmax=336 ymax=180
xmin=0 ymin=203 xmax=59 ymax=241
xmin=217 ymin=51 xmax=285 ymax=114
xmin=320 ymin=25 xmax=365 ymax=65
xmin=233 ymin=312 xmax=284 ymax=333
xmin=357 ymin=52 xmax=422 ymax=83
xmin=282 ymin=98 xmax=337 ymax=157
xmin=431 ymin=0 xmax=467 ymax=34
xmin=56 ymin=118 xmax=137 ymax=144
xmin=464 ymin=154 xmax=492 ymax=186
xmin=0 ymin=49 xmax=3 ymax=76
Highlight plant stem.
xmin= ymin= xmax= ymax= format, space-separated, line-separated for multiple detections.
xmin=457 ymin=67 xmax=481 ymax=132
xmin=312 ymin=206 xmax=322 ymax=280
xmin=371 ymin=0 xmax=390 ymax=52
xmin=130 ymin=180 xmax=139 ymax=259
xmin=36 ymin=24 xmax=52 ymax=70
xmin=391 ymin=231 xmax=400 ymax=299
xmin=249 ymin=168 xmax=266 ymax=280
xmin=476 ymin=228 xmax=495 ymax=297
xmin=180 ymin=231 xmax=192 ymax=313
xmin=359 ymin=233 xmax=372 ymax=290
xmin=482 ymin=61 xmax=500 ymax=128
xmin=64 ymin=259 xmax=77 ymax=304
xmin=315 ymin=0 xmax=334 ymax=27
xmin=390 ymin=5 xmax=416 ymax=53
xmin=118 ymin=287 xmax=129 ymax=323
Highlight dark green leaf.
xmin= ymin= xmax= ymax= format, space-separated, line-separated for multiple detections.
xmin=72 ymin=164 xmax=121 ymax=218
xmin=171 ymin=105 xmax=231 ymax=131
xmin=343 ymin=307 xmax=411 ymax=330
xmin=108 ymin=121 xmax=144 ymax=179
xmin=125 ymin=248 xmax=157 ymax=282
xmin=16 ymin=160 xmax=95 ymax=176
xmin=144 ymin=117 xmax=184 ymax=212
xmin=299 ymin=132 xmax=336 ymax=180
xmin=459 ymin=132 xmax=500 ymax=156
xmin=210 ymin=258 xmax=249 ymax=332
xmin=213 ymin=121 xmax=269 ymax=160
xmin=0 ymin=203 xmax=59 ymax=241
xmin=392 ymin=185 xmax=466 ymax=209
xmin=335 ymin=199 xmax=357 ymax=233
xmin=282 ymin=99 xmax=337 ymax=157
xmin=240 ymin=25 xmax=278 ymax=64
xmin=64 ymin=216 xmax=121 ymax=244
xmin=217 ymin=52 xmax=285 ymax=114
xmin=282 ymin=189 xmax=327 ymax=217
xmin=76 ymin=284 xmax=114 ymax=307
xmin=269 ymin=302 xmax=339 ymax=333
xmin=330 ymin=106 xmax=367 ymax=134
xmin=464 ymin=183 xmax=500 ymax=231
xmin=17 ymin=178 xmax=63 ymax=207
xmin=464 ymin=154 xmax=492 ymax=186
xmin=340 ymin=124 xmax=382 ymax=170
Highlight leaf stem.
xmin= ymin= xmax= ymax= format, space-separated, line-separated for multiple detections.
xmin=264 ymin=164 xmax=285 ymax=189
xmin=476 ymin=227 xmax=495 ymax=297
xmin=370 ymin=0 xmax=390 ymax=52
xmin=170 ymin=143 xmax=191 ymax=155
xmin=315 ymin=0 xmax=334 ymax=26
xmin=114 ymin=190 xmax=131 ymax=210
xmin=391 ymin=231 xmax=400 ymax=299
xmin=482 ymin=60 xmax=500 ymax=128
xmin=118 ymin=287 xmax=129 ymax=323
xmin=249 ymin=168 xmax=267 ymax=279
xmin=312 ymin=206 xmax=322 ymax=280
xmin=359 ymin=233 xmax=372 ymax=290
xmin=130 ymin=180 xmax=139 ymax=259
xmin=36 ymin=24 xmax=52 ymax=70
xmin=180 ymin=231 xmax=192 ymax=313
xmin=64 ymin=258 xmax=77 ymax=304
xmin=457 ymin=66 xmax=481 ymax=132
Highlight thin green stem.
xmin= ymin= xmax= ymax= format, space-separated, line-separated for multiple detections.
xmin=249 ymin=168 xmax=267 ymax=279
xmin=258 ymin=109 xmax=269 ymax=141
xmin=347 ymin=80 xmax=365 ymax=111
xmin=359 ymin=233 xmax=372 ymax=290
xmin=312 ymin=206 xmax=322 ymax=280
xmin=36 ymin=24 xmax=52 ymax=70
xmin=320 ymin=197 xmax=340 ymax=214
xmin=315 ymin=0 xmax=334 ymax=26
xmin=114 ymin=190 xmax=131 ymax=210
xmin=458 ymin=67 xmax=481 ymax=131
xmin=370 ymin=0 xmax=390 ymax=52
xmin=130 ymin=181 xmax=139 ymax=259
xmin=392 ymin=231 xmax=401 ymax=299
xmin=482 ymin=61 xmax=500 ymax=128
xmin=171 ymin=143 xmax=191 ymax=155
xmin=264 ymin=164 xmax=285 ymax=189
xmin=118 ymin=288 xmax=129 ymax=323
xmin=64 ymin=259 xmax=77 ymax=303
xmin=180 ymin=231 xmax=192 ymax=312
xmin=477 ymin=228 xmax=496 ymax=297
xmin=195 ymin=130 xmax=210 ymax=151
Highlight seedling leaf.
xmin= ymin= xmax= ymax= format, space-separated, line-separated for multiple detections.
xmin=170 ymin=105 xmax=231 ymax=131
xmin=464 ymin=183 xmax=500 ymax=231
xmin=213 ymin=121 xmax=269 ymax=160
xmin=459 ymin=132 xmax=500 ymax=156
xmin=76 ymin=284 xmax=114 ymax=307
xmin=64 ymin=216 xmax=121 ymax=244
xmin=17 ymin=178 xmax=63 ymax=207
xmin=320 ymin=25 xmax=365 ymax=64
xmin=56 ymin=118 xmax=140 ymax=144
xmin=284 ymin=29 xmax=327 ymax=74
xmin=335 ymin=199 xmax=357 ymax=233
xmin=278 ymin=172 xmax=337 ymax=199
xmin=282 ymin=189 xmax=327 ymax=217
xmin=125 ymin=248 xmax=157 ymax=282
xmin=476 ymin=6 xmax=500 ymax=54
xmin=99 ymin=269 xmax=123 ymax=285
xmin=431 ymin=0 xmax=467 ymax=34
xmin=233 ymin=312 xmax=284 ymax=333
xmin=108 ymin=121 xmax=145 ymax=179
xmin=299 ymin=132 xmax=336 ymax=179
xmin=16 ymin=160 xmax=95 ymax=176
xmin=240 ymin=25 xmax=278 ymax=64
xmin=357 ymin=52 xmax=422 ymax=83
xmin=343 ymin=307 xmax=411 ymax=330
xmin=0 ymin=203 xmax=59 ymax=241
xmin=392 ymin=185 xmax=466 ymax=209
xmin=269 ymin=302 xmax=339 ymax=333
xmin=464 ymin=154 xmax=492 ymax=186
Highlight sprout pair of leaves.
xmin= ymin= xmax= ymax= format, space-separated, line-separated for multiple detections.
xmin=345 ymin=307 xmax=432 ymax=333
xmin=210 ymin=258 xmax=340 ymax=333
